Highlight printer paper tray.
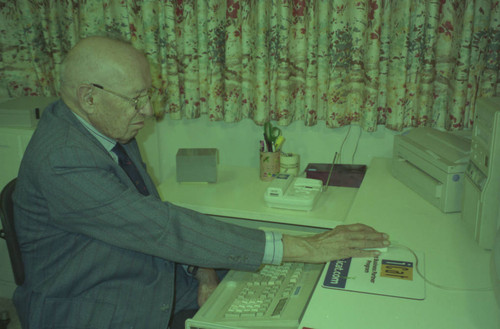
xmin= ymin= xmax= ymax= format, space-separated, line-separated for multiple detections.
xmin=393 ymin=158 xmax=443 ymax=208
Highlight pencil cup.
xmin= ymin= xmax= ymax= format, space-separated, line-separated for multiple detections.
xmin=260 ymin=152 xmax=280 ymax=181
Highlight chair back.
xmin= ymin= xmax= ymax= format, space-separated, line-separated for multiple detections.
xmin=0 ymin=178 xmax=25 ymax=286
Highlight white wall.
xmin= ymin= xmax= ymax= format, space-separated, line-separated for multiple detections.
xmin=137 ymin=115 xmax=402 ymax=185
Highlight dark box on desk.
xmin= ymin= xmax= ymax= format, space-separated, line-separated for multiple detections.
xmin=305 ymin=163 xmax=367 ymax=188
xmin=176 ymin=148 xmax=218 ymax=183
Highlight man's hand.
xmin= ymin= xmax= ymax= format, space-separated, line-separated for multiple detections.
xmin=194 ymin=268 xmax=220 ymax=307
xmin=283 ymin=223 xmax=389 ymax=263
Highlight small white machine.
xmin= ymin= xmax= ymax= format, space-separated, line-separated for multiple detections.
xmin=392 ymin=127 xmax=471 ymax=213
xmin=264 ymin=174 xmax=323 ymax=211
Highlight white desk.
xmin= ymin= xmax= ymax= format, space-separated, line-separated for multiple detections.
xmin=159 ymin=159 xmax=499 ymax=328
xmin=299 ymin=158 xmax=499 ymax=329
xmin=158 ymin=166 xmax=358 ymax=229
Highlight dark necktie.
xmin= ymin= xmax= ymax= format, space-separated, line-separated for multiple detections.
xmin=112 ymin=143 xmax=149 ymax=196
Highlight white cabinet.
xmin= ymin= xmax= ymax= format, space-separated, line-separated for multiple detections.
xmin=462 ymin=97 xmax=500 ymax=249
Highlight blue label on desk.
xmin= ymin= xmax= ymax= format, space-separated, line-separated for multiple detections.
xmin=323 ymin=258 xmax=352 ymax=289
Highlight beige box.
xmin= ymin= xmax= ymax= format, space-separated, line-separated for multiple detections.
xmin=176 ymin=148 xmax=218 ymax=183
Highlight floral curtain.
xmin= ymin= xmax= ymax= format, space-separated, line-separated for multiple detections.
xmin=1 ymin=0 xmax=499 ymax=131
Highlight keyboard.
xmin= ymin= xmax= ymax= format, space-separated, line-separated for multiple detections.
xmin=186 ymin=262 xmax=324 ymax=329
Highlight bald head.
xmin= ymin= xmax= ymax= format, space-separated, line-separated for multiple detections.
xmin=59 ymin=36 xmax=153 ymax=143
xmin=60 ymin=36 xmax=151 ymax=109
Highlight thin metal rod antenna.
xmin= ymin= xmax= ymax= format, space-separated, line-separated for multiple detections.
xmin=324 ymin=152 xmax=338 ymax=191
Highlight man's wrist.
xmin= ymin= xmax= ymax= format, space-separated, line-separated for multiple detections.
xmin=282 ymin=234 xmax=311 ymax=262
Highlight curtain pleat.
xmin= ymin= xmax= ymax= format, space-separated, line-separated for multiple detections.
xmin=1 ymin=0 xmax=499 ymax=131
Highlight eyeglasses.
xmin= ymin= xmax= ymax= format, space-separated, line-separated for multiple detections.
xmin=91 ymin=83 xmax=154 ymax=111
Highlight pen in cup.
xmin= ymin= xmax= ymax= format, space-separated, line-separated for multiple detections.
xmin=260 ymin=140 xmax=265 ymax=152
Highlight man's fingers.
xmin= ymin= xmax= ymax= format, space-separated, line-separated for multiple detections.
xmin=347 ymin=231 xmax=389 ymax=241
xmin=351 ymin=223 xmax=376 ymax=231
xmin=325 ymin=224 xmax=381 ymax=236
xmin=349 ymin=249 xmax=382 ymax=258
xmin=341 ymin=223 xmax=377 ymax=232
xmin=347 ymin=238 xmax=390 ymax=250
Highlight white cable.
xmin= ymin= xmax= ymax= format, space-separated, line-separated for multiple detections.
xmin=351 ymin=126 xmax=362 ymax=164
xmin=393 ymin=244 xmax=493 ymax=292
xmin=338 ymin=125 xmax=351 ymax=163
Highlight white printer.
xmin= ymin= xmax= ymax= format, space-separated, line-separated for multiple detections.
xmin=392 ymin=127 xmax=471 ymax=213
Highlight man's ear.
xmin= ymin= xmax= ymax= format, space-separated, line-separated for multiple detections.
xmin=77 ymin=85 xmax=96 ymax=114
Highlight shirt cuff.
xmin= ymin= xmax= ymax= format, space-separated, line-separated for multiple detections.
xmin=262 ymin=231 xmax=283 ymax=265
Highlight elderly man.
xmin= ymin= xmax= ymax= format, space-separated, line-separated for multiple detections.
xmin=12 ymin=36 xmax=389 ymax=328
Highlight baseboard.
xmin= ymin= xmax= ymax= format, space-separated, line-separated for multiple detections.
xmin=0 ymin=280 xmax=16 ymax=299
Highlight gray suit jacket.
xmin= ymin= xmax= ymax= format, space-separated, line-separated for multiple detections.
xmin=12 ymin=100 xmax=266 ymax=328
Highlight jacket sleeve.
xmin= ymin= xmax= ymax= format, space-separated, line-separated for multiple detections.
xmin=38 ymin=143 xmax=266 ymax=271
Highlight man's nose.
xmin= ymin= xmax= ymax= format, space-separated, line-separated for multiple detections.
xmin=139 ymin=100 xmax=154 ymax=118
